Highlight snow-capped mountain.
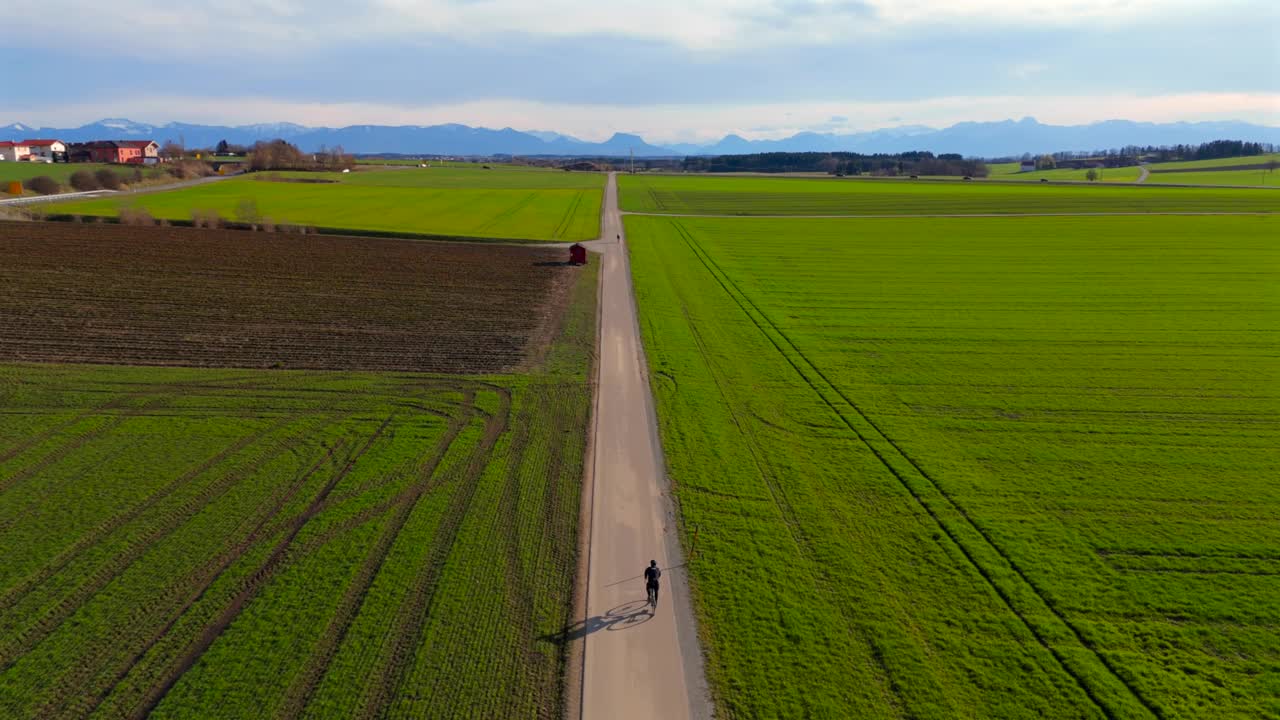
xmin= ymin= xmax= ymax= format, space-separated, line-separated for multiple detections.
xmin=2 ymin=117 xmax=1276 ymax=157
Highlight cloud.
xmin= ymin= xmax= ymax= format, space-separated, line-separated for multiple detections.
xmin=9 ymin=0 xmax=1263 ymax=54
xmin=5 ymin=10 xmax=1275 ymax=110
xmin=1009 ymin=62 xmax=1049 ymax=80
xmin=2 ymin=0 xmax=1276 ymax=140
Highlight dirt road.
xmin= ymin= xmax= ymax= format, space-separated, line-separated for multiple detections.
xmin=573 ymin=173 xmax=710 ymax=719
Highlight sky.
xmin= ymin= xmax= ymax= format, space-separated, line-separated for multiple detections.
xmin=4 ymin=0 xmax=1279 ymax=142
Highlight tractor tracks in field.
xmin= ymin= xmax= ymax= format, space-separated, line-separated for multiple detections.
xmin=0 ymin=375 xmax=532 ymax=719
xmin=626 ymin=209 xmax=1273 ymax=219
xmin=274 ymin=389 xmax=486 ymax=719
xmin=0 ymin=416 xmax=336 ymax=681
xmin=667 ymin=270 xmax=908 ymax=714
xmin=0 ymin=415 xmax=297 ymax=617
xmin=669 ymin=220 xmax=1163 ymax=720
xmin=0 ymin=392 xmax=141 ymax=465
xmin=118 ymin=415 xmax=398 ymax=720
xmin=353 ymin=386 xmax=511 ymax=720
xmin=0 ymin=394 xmax=173 ymax=496
xmin=552 ymin=190 xmax=587 ymax=240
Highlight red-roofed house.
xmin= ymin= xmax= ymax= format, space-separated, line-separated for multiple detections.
xmin=22 ymin=139 xmax=67 ymax=162
xmin=0 ymin=141 xmax=30 ymax=162
xmin=119 ymin=140 xmax=159 ymax=158
xmin=67 ymin=140 xmax=150 ymax=164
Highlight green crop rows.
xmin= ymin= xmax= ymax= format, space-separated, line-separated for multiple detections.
xmin=988 ymin=164 xmax=1144 ymax=183
xmin=619 ymin=173 xmax=1280 ymax=215
xmin=0 ymin=258 xmax=598 ymax=719
xmin=626 ymin=213 xmax=1279 ymax=718
xmin=57 ymin=166 xmax=604 ymax=241
xmin=1146 ymin=170 xmax=1280 ymax=187
xmin=1144 ymin=154 xmax=1280 ymax=171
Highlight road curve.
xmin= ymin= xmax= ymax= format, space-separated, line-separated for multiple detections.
xmin=573 ymin=173 xmax=711 ymax=720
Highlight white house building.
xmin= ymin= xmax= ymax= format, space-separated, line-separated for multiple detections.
xmin=23 ymin=139 xmax=66 ymax=162
xmin=0 ymin=141 xmax=30 ymax=161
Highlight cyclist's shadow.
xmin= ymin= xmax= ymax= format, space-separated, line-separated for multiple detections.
xmin=541 ymin=599 xmax=653 ymax=645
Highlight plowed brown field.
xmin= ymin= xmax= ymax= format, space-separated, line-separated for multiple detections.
xmin=0 ymin=221 xmax=577 ymax=373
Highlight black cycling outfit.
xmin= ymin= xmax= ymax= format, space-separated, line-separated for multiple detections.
xmin=644 ymin=566 xmax=661 ymax=605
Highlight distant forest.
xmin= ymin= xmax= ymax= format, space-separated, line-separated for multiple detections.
xmin=667 ymin=140 xmax=1273 ymax=176
xmin=1000 ymin=139 xmax=1276 ymax=166
xmin=681 ymin=151 xmax=988 ymax=177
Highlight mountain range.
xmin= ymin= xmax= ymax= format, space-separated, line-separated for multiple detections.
xmin=3 ymin=117 xmax=1277 ymax=158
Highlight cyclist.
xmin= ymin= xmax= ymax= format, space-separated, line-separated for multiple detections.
xmin=644 ymin=560 xmax=661 ymax=607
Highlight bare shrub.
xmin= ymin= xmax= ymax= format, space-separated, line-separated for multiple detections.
xmin=166 ymin=160 xmax=213 ymax=180
xmin=234 ymin=197 xmax=260 ymax=225
xmin=27 ymin=176 xmax=61 ymax=195
xmin=69 ymin=170 xmax=101 ymax=192
xmin=95 ymin=169 xmax=123 ymax=190
xmin=119 ymin=207 xmax=156 ymax=226
xmin=249 ymin=139 xmax=308 ymax=171
xmin=191 ymin=208 xmax=224 ymax=228
xmin=190 ymin=207 xmax=218 ymax=226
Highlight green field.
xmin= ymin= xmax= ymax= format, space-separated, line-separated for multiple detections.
xmin=0 ymin=163 xmax=155 ymax=190
xmin=626 ymin=212 xmax=1280 ymax=718
xmin=1145 ymin=153 xmax=1280 ymax=171
xmin=619 ymin=173 xmax=1280 ymax=215
xmin=987 ymin=154 xmax=1280 ymax=187
xmin=356 ymin=159 xmax=532 ymax=169
xmin=988 ymin=164 xmax=1144 ymax=183
xmin=58 ymin=166 xmax=605 ymax=241
xmin=1142 ymin=153 xmax=1280 ymax=187
xmin=0 ymin=256 xmax=598 ymax=719
xmin=1146 ymin=169 xmax=1280 ymax=187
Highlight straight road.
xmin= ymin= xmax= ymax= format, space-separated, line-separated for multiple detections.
xmin=575 ymin=174 xmax=710 ymax=719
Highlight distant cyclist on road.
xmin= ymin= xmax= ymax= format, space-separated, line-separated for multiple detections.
xmin=644 ymin=560 xmax=661 ymax=608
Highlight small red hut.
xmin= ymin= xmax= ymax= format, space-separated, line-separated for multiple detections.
xmin=569 ymin=244 xmax=587 ymax=265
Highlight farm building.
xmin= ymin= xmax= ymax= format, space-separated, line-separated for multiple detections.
xmin=0 ymin=141 xmax=29 ymax=161
xmin=1019 ymin=160 xmax=1036 ymax=172
xmin=119 ymin=140 xmax=160 ymax=161
xmin=23 ymin=139 xmax=67 ymax=162
xmin=67 ymin=140 xmax=156 ymax=164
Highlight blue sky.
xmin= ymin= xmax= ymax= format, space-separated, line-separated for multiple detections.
xmin=5 ymin=0 xmax=1279 ymax=142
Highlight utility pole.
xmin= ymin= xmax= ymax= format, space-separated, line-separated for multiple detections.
xmin=630 ymin=147 xmax=634 ymax=175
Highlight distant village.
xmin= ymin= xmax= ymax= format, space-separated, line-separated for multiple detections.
xmin=0 ymin=139 xmax=160 ymax=164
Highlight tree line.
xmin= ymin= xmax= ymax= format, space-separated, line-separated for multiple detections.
xmin=681 ymin=151 xmax=988 ymax=177
xmin=994 ymin=139 xmax=1276 ymax=167
xmin=156 ymin=138 xmax=354 ymax=171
